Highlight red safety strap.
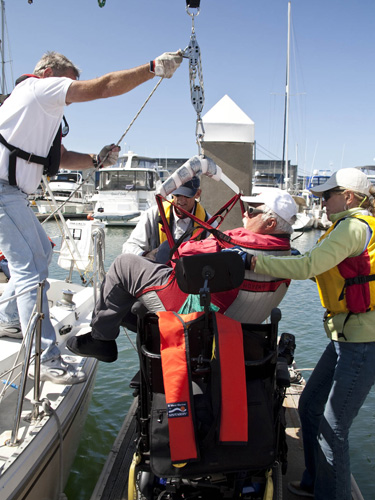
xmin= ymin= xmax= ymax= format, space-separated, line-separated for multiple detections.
xmin=155 ymin=193 xmax=241 ymax=256
xmin=213 ymin=313 xmax=248 ymax=443
xmin=241 ymin=278 xmax=291 ymax=292
xmin=156 ymin=195 xmax=178 ymax=257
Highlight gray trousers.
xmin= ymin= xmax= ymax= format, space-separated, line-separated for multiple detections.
xmin=91 ymin=254 xmax=172 ymax=340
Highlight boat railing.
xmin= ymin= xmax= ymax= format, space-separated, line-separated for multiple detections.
xmin=0 ymin=280 xmax=45 ymax=445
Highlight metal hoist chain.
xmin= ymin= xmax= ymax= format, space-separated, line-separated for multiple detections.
xmin=184 ymin=2 xmax=205 ymax=155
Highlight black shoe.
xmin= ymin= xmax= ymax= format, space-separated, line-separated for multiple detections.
xmin=67 ymin=332 xmax=118 ymax=363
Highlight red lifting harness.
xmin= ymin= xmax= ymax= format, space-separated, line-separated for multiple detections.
xmin=155 ymin=192 xmax=244 ymax=260
xmin=158 ymin=310 xmax=248 ymax=464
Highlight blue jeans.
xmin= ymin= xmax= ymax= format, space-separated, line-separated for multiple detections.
xmin=0 ymin=258 xmax=10 ymax=279
xmin=0 ymin=181 xmax=60 ymax=362
xmin=299 ymin=340 xmax=375 ymax=500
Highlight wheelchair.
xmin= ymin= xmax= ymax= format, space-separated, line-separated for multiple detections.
xmin=129 ymin=252 xmax=296 ymax=500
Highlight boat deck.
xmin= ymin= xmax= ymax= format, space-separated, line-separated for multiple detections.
xmin=89 ymin=378 xmax=364 ymax=500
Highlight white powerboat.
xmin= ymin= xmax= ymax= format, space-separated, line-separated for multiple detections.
xmin=31 ymin=170 xmax=96 ymax=217
xmin=0 ymin=219 xmax=105 ymax=500
xmin=92 ymin=151 xmax=169 ymax=226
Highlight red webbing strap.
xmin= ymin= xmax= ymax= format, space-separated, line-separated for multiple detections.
xmin=241 ymin=278 xmax=291 ymax=292
xmin=214 ymin=313 xmax=248 ymax=443
xmin=155 ymin=195 xmax=179 ymax=258
xmin=158 ymin=311 xmax=204 ymax=463
xmin=156 ymin=194 xmax=239 ymax=251
xmin=190 ymin=193 xmax=243 ymax=241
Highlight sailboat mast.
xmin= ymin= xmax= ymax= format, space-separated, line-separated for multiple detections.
xmin=282 ymin=1 xmax=291 ymax=190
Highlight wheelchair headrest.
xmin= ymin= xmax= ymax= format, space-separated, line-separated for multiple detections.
xmin=174 ymin=252 xmax=245 ymax=294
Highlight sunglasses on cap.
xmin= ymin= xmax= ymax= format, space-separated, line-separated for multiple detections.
xmin=246 ymin=206 xmax=266 ymax=217
xmin=322 ymin=188 xmax=345 ymax=202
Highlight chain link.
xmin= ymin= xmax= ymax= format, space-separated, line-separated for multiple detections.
xmin=183 ymin=9 xmax=205 ymax=155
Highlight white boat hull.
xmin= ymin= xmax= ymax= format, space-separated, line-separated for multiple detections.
xmin=292 ymin=212 xmax=315 ymax=232
xmin=0 ymin=279 xmax=99 ymax=500
xmin=0 ymin=357 xmax=97 ymax=500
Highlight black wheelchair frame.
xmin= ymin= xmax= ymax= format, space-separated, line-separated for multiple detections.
xmin=129 ymin=252 xmax=295 ymax=500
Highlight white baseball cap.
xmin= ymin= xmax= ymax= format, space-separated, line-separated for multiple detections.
xmin=309 ymin=168 xmax=372 ymax=198
xmin=241 ymin=188 xmax=297 ymax=225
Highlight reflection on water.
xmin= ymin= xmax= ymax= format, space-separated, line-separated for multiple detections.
xmin=42 ymin=223 xmax=374 ymax=500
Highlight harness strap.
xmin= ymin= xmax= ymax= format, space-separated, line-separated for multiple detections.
xmin=156 ymin=195 xmax=177 ymax=254
xmin=167 ymin=194 xmax=242 ymax=259
xmin=156 ymin=194 xmax=238 ymax=256
xmin=338 ymin=274 xmax=375 ymax=301
xmin=0 ymin=133 xmax=50 ymax=186
xmin=241 ymin=278 xmax=290 ymax=292
xmin=212 ymin=313 xmax=248 ymax=443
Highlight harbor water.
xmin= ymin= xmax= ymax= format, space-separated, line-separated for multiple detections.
xmin=43 ymin=222 xmax=375 ymax=499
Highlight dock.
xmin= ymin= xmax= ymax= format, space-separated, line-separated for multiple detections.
xmin=90 ymin=379 xmax=364 ymax=500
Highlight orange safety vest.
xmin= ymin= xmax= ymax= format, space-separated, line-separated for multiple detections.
xmin=157 ymin=310 xmax=248 ymax=464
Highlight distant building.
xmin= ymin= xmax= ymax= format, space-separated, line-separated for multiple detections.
xmin=153 ymin=157 xmax=298 ymax=192
xmin=253 ymin=159 xmax=298 ymax=191
xmin=156 ymin=158 xmax=189 ymax=173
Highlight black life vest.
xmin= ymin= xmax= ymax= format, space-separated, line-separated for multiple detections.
xmin=0 ymin=74 xmax=68 ymax=185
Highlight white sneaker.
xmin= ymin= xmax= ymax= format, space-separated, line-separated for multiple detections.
xmin=0 ymin=322 xmax=22 ymax=339
xmin=30 ymin=356 xmax=87 ymax=385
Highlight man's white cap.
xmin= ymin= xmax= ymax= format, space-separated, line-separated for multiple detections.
xmin=309 ymin=168 xmax=372 ymax=198
xmin=241 ymin=188 xmax=297 ymax=225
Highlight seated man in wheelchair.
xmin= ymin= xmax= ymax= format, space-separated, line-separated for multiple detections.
xmin=67 ymin=189 xmax=297 ymax=363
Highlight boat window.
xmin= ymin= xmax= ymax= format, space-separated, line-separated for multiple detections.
xmin=98 ymin=171 xmax=149 ymax=191
xmin=134 ymin=172 xmax=147 ymax=190
xmin=53 ymin=173 xmax=81 ymax=182
xmin=133 ymin=158 xmax=159 ymax=169
xmin=147 ymin=171 xmax=155 ymax=190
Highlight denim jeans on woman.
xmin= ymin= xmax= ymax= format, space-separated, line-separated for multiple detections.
xmin=0 ymin=181 xmax=60 ymax=362
xmin=299 ymin=339 xmax=375 ymax=500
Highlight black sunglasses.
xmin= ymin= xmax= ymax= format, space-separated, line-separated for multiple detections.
xmin=322 ymin=189 xmax=345 ymax=202
xmin=246 ymin=206 xmax=266 ymax=217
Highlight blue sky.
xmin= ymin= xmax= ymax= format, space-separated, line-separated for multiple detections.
xmin=2 ymin=0 xmax=375 ymax=177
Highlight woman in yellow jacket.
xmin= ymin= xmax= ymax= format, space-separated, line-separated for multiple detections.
xmin=251 ymin=168 xmax=375 ymax=500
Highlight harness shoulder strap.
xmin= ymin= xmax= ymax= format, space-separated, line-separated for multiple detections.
xmin=0 ymin=124 xmax=62 ymax=186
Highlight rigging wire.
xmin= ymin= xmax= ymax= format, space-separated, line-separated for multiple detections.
xmin=0 ymin=0 xmax=14 ymax=94
xmin=41 ymin=77 xmax=164 ymax=226
xmin=42 ymin=2 xmax=204 ymax=221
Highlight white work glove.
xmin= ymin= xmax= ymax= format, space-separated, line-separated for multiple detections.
xmin=150 ymin=50 xmax=183 ymax=79
xmin=98 ymin=144 xmax=120 ymax=167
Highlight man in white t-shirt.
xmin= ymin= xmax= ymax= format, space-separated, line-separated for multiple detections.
xmin=0 ymin=50 xmax=182 ymax=384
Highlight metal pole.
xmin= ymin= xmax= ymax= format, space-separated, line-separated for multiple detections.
xmin=31 ymin=282 xmax=44 ymax=419
xmin=8 ymin=282 xmax=45 ymax=445
xmin=284 ymin=1 xmax=291 ymax=190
